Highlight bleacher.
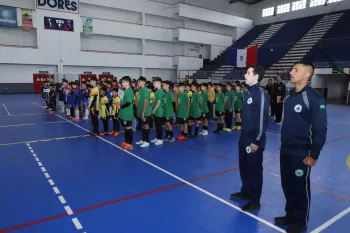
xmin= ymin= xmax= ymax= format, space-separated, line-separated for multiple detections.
xmin=304 ymin=10 xmax=350 ymax=65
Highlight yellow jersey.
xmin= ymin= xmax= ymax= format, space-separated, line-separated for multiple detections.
xmin=89 ymin=86 xmax=99 ymax=111
xmin=100 ymin=96 xmax=109 ymax=118
xmin=112 ymin=96 xmax=120 ymax=116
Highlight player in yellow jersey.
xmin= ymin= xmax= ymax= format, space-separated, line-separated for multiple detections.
xmin=109 ymin=88 xmax=120 ymax=136
xmin=99 ymin=87 xmax=109 ymax=136
xmin=88 ymin=77 xmax=100 ymax=135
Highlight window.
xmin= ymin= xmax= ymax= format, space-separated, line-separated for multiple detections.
xmin=310 ymin=0 xmax=326 ymax=7
xmin=262 ymin=7 xmax=274 ymax=17
xmin=277 ymin=3 xmax=290 ymax=14
xmin=292 ymin=0 xmax=306 ymax=11
xmin=328 ymin=0 xmax=343 ymax=3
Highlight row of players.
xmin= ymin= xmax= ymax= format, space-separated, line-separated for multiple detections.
xmin=48 ymin=76 xmax=245 ymax=149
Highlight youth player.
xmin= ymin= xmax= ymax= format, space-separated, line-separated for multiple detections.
xmin=188 ymin=83 xmax=202 ymax=137
xmin=162 ymin=81 xmax=175 ymax=142
xmin=200 ymin=83 xmax=210 ymax=135
xmin=214 ymin=84 xmax=225 ymax=133
xmin=177 ymin=83 xmax=189 ymax=140
xmin=118 ymin=76 xmax=134 ymax=150
xmin=135 ymin=77 xmax=151 ymax=148
xmin=151 ymin=77 xmax=164 ymax=145
xmin=88 ymin=77 xmax=100 ymax=135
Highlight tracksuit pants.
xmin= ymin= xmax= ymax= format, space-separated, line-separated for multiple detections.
xmin=280 ymin=147 xmax=311 ymax=228
xmin=238 ymin=134 xmax=263 ymax=204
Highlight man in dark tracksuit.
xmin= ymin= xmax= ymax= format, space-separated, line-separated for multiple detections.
xmin=230 ymin=65 xmax=270 ymax=212
xmin=275 ymin=61 xmax=327 ymax=233
xmin=274 ymin=76 xmax=286 ymax=124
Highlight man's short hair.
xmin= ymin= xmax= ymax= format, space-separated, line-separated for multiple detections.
xmin=121 ymin=76 xmax=132 ymax=83
xmin=294 ymin=60 xmax=315 ymax=78
xmin=247 ymin=65 xmax=265 ymax=82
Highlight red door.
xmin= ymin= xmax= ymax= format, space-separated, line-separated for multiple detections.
xmin=33 ymin=74 xmax=50 ymax=93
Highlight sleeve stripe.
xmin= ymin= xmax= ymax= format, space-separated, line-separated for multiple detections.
xmin=256 ymin=87 xmax=264 ymax=141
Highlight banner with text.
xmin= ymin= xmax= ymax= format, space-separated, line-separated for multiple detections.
xmin=36 ymin=0 xmax=79 ymax=14
xmin=21 ymin=9 xmax=33 ymax=30
xmin=82 ymin=17 xmax=93 ymax=35
xmin=0 ymin=6 xmax=18 ymax=28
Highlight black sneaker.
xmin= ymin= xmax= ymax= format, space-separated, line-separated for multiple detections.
xmin=286 ymin=223 xmax=307 ymax=233
xmin=274 ymin=216 xmax=293 ymax=226
xmin=213 ymin=129 xmax=220 ymax=134
xmin=241 ymin=202 xmax=261 ymax=212
xmin=230 ymin=192 xmax=249 ymax=200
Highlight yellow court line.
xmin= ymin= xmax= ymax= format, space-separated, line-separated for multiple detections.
xmin=0 ymin=134 xmax=90 ymax=147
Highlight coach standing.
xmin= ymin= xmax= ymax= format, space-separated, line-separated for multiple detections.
xmin=275 ymin=61 xmax=327 ymax=233
xmin=230 ymin=65 xmax=269 ymax=212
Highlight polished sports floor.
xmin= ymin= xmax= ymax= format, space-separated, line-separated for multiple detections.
xmin=0 ymin=94 xmax=349 ymax=233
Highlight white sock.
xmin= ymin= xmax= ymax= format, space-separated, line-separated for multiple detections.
xmin=75 ymin=109 xmax=80 ymax=118
xmin=85 ymin=108 xmax=89 ymax=117
xmin=66 ymin=108 xmax=71 ymax=116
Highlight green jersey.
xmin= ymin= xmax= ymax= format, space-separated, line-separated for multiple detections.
xmin=215 ymin=91 xmax=225 ymax=112
xmin=225 ymin=91 xmax=234 ymax=110
xmin=177 ymin=92 xmax=189 ymax=119
xmin=119 ymin=88 xmax=134 ymax=121
xmin=234 ymin=91 xmax=244 ymax=110
xmin=152 ymin=89 xmax=164 ymax=117
xmin=189 ymin=92 xmax=202 ymax=118
xmin=163 ymin=91 xmax=174 ymax=118
xmin=137 ymin=87 xmax=151 ymax=117
xmin=201 ymin=91 xmax=210 ymax=114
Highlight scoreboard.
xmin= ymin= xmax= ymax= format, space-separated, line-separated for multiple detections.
xmin=44 ymin=16 xmax=74 ymax=32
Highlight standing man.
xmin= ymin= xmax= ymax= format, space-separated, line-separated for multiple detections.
xmin=275 ymin=61 xmax=327 ymax=233
xmin=265 ymin=78 xmax=275 ymax=117
xmin=230 ymin=65 xmax=269 ymax=212
xmin=274 ymin=75 xmax=286 ymax=124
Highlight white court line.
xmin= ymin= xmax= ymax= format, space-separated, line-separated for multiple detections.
xmin=329 ymin=121 xmax=350 ymax=125
xmin=64 ymin=206 xmax=74 ymax=215
xmin=0 ymin=113 xmax=49 ymax=117
xmin=35 ymin=158 xmax=40 ymax=162
xmin=41 ymin=167 xmax=47 ymax=172
xmin=33 ymin=102 xmax=45 ymax=109
xmin=53 ymin=187 xmax=60 ymax=194
xmin=58 ymin=195 xmax=67 ymax=204
xmin=44 ymin=172 xmax=50 ymax=178
xmin=53 ymin=108 xmax=285 ymax=233
xmin=72 ymin=218 xmax=83 ymax=230
xmin=310 ymin=206 xmax=350 ymax=233
xmin=38 ymin=162 xmax=43 ymax=167
xmin=2 ymin=104 xmax=11 ymax=116
xmin=0 ymin=123 xmax=36 ymax=128
xmin=48 ymin=179 xmax=55 ymax=186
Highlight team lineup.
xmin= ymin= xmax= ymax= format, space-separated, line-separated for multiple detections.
xmin=41 ymin=61 xmax=327 ymax=233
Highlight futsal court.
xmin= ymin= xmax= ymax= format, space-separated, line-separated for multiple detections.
xmin=0 ymin=94 xmax=349 ymax=233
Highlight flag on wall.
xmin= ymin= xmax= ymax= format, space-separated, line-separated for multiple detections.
xmin=21 ymin=9 xmax=33 ymax=30
xmin=82 ymin=17 xmax=93 ymax=36
xmin=228 ymin=45 xmax=258 ymax=68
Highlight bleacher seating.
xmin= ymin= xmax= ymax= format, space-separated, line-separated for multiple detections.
xmin=304 ymin=10 xmax=350 ymax=64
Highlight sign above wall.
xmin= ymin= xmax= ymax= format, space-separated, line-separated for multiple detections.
xmin=0 ymin=6 xmax=18 ymax=28
xmin=44 ymin=16 xmax=74 ymax=32
xmin=36 ymin=0 xmax=79 ymax=14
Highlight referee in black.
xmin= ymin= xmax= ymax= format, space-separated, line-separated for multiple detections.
xmin=275 ymin=61 xmax=327 ymax=233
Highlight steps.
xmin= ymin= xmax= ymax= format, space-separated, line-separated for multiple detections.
xmin=248 ymin=23 xmax=286 ymax=47
xmin=265 ymin=13 xmax=344 ymax=78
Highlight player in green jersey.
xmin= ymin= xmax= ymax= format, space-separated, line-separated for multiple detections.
xmin=136 ymin=76 xmax=152 ymax=148
xmin=214 ymin=83 xmax=226 ymax=133
xmin=162 ymin=81 xmax=175 ymax=142
xmin=151 ymin=77 xmax=164 ymax=146
xmin=233 ymin=84 xmax=244 ymax=130
xmin=224 ymin=83 xmax=235 ymax=132
xmin=177 ymin=82 xmax=190 ymax=140
xmin=188 ymin=83 xmax=202 ymax=137
xmin=200 ymin=83 xmax=210 ymax=135
xmin=118 ymin=76 xmax=134 ymax=150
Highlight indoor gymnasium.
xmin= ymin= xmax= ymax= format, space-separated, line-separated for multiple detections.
xmin=0 ymin=0 xmax=350 ymax=233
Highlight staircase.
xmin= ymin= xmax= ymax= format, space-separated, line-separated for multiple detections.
xmin=206 ymin=24 xmax=285 ymax=80
xmin=265 ymin=13 xmax=344 ymax=78
xmin=248 ymin=23 xmax=286 ymax=47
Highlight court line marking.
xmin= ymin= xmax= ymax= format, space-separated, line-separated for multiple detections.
xmin=310 ymin=206 xmax=350 ymax=233
xmin=0 ymin=121 xmax=69 ymax=128
xmin=2 ymin=104 xmax=10 ymax=116
xmin=54 ymin=113 xmax=285 ymax=232
xmin=0 ymin=166 xmax=240 ymax=232
xmin=25 ymin=144 xmax=84 ymax=232
xmin=0 ymin=113 xmax=49 ymax=117
xmin=0 ymin=134 xmax=90 ymax=147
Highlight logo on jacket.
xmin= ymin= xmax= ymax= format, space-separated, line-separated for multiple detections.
xmin=294 ymin=104 xmax=302 ymax=113
xmin=247 ymin=97 xmax=252 ymax=104
xmin=295 ymin=169 xmax=304 ymax=177
xmin=246 ymin=146 xmax=251 ymax=153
